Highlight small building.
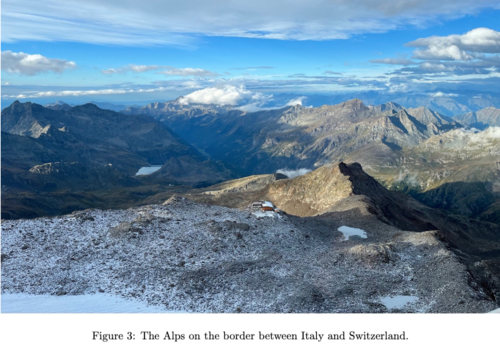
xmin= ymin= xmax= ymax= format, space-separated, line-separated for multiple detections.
xmin=251 ymin=200 xmax=283 ymax=213
xmin=252 ymin=201 xmax=263 ymax=208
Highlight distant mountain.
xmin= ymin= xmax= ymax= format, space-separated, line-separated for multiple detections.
xmin=122 ymin=97 xmax=235 ymax=119
xmin=44 ymin=100 xmax=138 ymax=112
xmin=44 ymin=100 xmax=72 ymax=111
xmin=361 ymin=127 xmax=500 ymax=223
xmin=455 ymin=107 xmax=500 ymax=129
xmin=1 ymin=101 xmax=234 ymax=219
xmin=145 ymin=98 xmax=462 ymax=175
xmin=271 ymin=91 xmax=500 ymax=117
xmin=87 ymin=101 xmax=135 ymax=112
xmin=2 ymin=101 xmax=204 ymax=172
xmin=131 ymin=97 xmax=499 ymax=223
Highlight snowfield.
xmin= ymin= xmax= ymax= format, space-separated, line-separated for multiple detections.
xmin=1 ymin=293 xmax=180 ymax=313
xmin=1 ymin=196 xmax=497 ymax=313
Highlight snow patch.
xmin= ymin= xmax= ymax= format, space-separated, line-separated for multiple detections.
xmin=380 ymin=295 xmax=419 ymax=309
xmin=338 ymin=226 xmax=367 ymax=241
xmin=135 ymin=166 xmax=162 ymax=176
xmin=1 ymin=293 xmax=183 ymax=313
xmin=253 ymin=211 xmax=279 ymax=218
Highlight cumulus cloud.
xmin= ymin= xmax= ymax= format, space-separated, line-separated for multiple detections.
xmin=407 ymin=28 xmax=500 ymax=61
xmin=158 ymin=68 xmax=219 ymax=77
xmin=1 ymin=51 xmax=76 ymax=75
xmin=178 ymin=85 xmax=269 ymax=106
xmin=276 ymin=168 xmax=312 ymax=178
xmin=3 ymin=0 xmax=499 ymax=45
xmin=324 ymin=71 xmax=342 ymax=74
xmin=381 ymin=28 xmax=500 ymax=86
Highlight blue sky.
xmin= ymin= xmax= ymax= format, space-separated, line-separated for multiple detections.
xmin=2 ymin=1 xmax=500 ymax=107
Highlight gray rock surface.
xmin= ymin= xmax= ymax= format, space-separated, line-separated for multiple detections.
xmin=2 ymin=196 xmax=497 ymax=313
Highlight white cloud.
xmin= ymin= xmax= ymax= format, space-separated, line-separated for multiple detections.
xmin=130 ymin=64 xmax=161 ymax=73
xmin=431 ymin=91 xmax=459 ymax=97
xmin=3 ymin=1 xmax=499 ymax=45
xmin=158 ymin=68 xmax=219 ymax=77
xmin=276 ymin=168 xmax=312 ymax=178
xmin=1 ymin=51 xmax=76 ymax=75
xmin=178 ymin=85 xmax=269 ymax=106
xmin=407 ymin=28 xmax=500 ymax=61
xmin=4 ymin=82 xmax=12 ymax=85
xmin=285 ymin=96 xmax=307 ymax=106
xmin=102 ymin=68 xmax=121 ymax=75
xmin=236 ymin=103 xmax=270 ymax=112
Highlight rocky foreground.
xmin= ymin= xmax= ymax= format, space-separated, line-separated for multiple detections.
xmin=1 ymin=195 xmax=497 ymax=313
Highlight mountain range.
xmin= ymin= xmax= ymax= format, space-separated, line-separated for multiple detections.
xmin=1 ymin=101 xmax=233 ymax=219
xmin=3 ymin=99 xmax=499 ymax=224
xmin=121 ymin=98 xmax=500 ymax=225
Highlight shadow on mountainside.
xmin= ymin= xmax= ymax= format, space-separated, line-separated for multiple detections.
xmin=412 ymin=181 xmax=498 ymax=222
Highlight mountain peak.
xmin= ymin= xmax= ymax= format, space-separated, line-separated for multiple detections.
xmin=44 ymin=100 xmax=72 ymax=111
xmin=342 ymin=98 xmax=365 ymax=106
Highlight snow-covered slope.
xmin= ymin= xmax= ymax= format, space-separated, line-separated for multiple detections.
xmin=2 ymin=196 xmax=496 ymax=313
